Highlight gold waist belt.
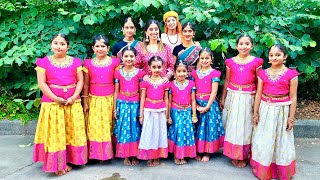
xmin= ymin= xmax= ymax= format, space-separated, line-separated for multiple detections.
xmin=146 ymin=98 xmax=163 ymax=104
xmin=196 ymin=93 xmax=210 ymax=99
xmin=120 ymin=90 xmax=139 ymax=97
xmin=172 ymin=102 xmax=191 ymax=110
xmin=262 ymin=93 xmax=289 ymax=100
xmin=230 ymin=82 xmax=254 ymax=91
xmin=49 ymin=84 xmax=76 ymax=92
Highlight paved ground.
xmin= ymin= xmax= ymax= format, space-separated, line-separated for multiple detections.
xmin=0 ymin=135 xmax=319 ymax=180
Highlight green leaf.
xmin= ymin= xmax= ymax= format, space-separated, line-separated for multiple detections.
xmin=34 ymin=98 xmax=41 ymax=108
xmin=86 ymin=0 xmax=94 ymax=6
xmin=209 ymin=39 xmax=221 ymax=51
xmin=310 ymin=41 xmax=317 ymax=47
xmin=13 ymin=99 xmax=23 ymax=103
xmin=305 ymin=66 xmax=316 ymax=74
xmin=37 ymin=24 xmax=44 ymax=31
xmin=15 ymin=57 xmax=23 ymax=66
xmin=26 ymin=100 xmax=34 ymax=110
xmin=311 ymin=60 xmax=320 ymax=67
xmin=60 ymin=11 xmax=69 ymax=15
xmin=212 ymin=17 xmax=220 ymax=24
xmin=73 ymin=14 xmax=82 ymax=22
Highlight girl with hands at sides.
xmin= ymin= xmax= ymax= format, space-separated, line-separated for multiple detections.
xmin=137 ymin=56 xmax=170 ymax=167
xmin=250 ymin=44 xmax=298 ymax=180
xmin=82 ymin=35 xmax=120 ymax=162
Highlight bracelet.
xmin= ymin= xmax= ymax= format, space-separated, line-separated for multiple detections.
xmin=139 ymin=116 xmax=144 ymax=118
xmin=192 ymin=114 xmax=197 ymax=117
xmin=81 ymin=95 xmax=89 ymax=98
xmin=192 ymin=116 xmax=197 ymax=119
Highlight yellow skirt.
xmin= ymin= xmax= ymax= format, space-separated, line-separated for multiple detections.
xmin=86 ymin=94 xmax=114 ymax=160
xmin=33 ymin=101 xmax=88 ymax=172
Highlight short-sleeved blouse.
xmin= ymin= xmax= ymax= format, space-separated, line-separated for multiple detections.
xmin=225 ymin=57 xmax=263 ymax=93
xmin=35 ymin=56 xmax=82 ymax=102
xmin=114 ymin=68 xmax=144 ymax=102
xmin=83 ymin=58 xmax=120 ymax=96
xmin=140 ymin=80 xmax=169 ymax=112
xmin=191 ymin=68 xmax=221 ymax=101
xmin=135 ymin=43 xmax=174 ymax=79
xmin=169 ymin=80 xmax=196 ymax=109
xmin=258 ymin=68 xmax=298 ymax=104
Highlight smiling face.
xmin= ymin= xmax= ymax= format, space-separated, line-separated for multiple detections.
xmin=92 ymin=39 xmax=109 ymax=59
xmin=123 ymin=21 xmax=135 ymax=38
xmin=51 ymin=36 xmax=69 ymax=57
xmin=175 ymin=65 xmax=188 ymax=81
xmin=182 ymin=25 xmax=195 ymax=41
xmin=199 ymin=51 xmax=213 ymax=69
xmin=268 ymin=46 xmax=287 ymax=66
xmin=149 ymin=60 xmax=163 ymax=76
xmin=122 ymin=50 xmax=136 ymax=67
xmin=146 ymin=23 xmax=160 ymax=41
xmin=236 ymin=36 xmax=253 ymax=57
xmin=165 ymin=16 xmax=177 ymax=30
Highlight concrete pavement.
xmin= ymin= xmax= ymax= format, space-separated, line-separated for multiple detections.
xmin=0 ymin=135 xmax=319 ymax=180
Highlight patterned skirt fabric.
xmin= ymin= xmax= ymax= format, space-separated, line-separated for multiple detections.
xmin=250 ymin=101 xmax=296 ymax=180
xmin=168 ymin=108 xmax=196 ymax=159
xmin=86 ymin=94 xmax=114 ymax=160
xmin=137 ymin=110 xmax=168 ymax=160
xmin=33 ymin=101 xmax=88 ymax=172
xmin=113 ymin=100 xmax=141 ymax=158
xmin=222 ymin=91 xmax=254 ymax=160
xmin=195 ymin=100 xmax=225 ymax=153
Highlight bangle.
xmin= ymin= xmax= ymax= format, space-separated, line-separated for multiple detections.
xmin=288 ymin=117 xmax=295 ymax=123
xmin=192 ymin=114 xmax=197 ymax=117
xmin=192 ymin=116 xmax=197 ymax=119
xmin=139 ymin=116 xmax=144 ymax=118
xmin=81 ymin=95 xmax=88 ymax=98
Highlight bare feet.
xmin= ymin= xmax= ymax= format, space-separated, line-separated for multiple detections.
xmin=152 ymin=159 xmax=160 ymax=166
xmin=231 ymin=159 xmax=239 ymax=167
xmin=174 ymin=157 xmax=183 ymax=165
xmin=124 ymin=158 xmax=132 ymax=166
xmin=237 ymin=159 xmax=248 ymax=168
xmin=147 ymin=160 xmax=153 ymax=167
xmin=195 ymin=154 xmax=202 ymax=161
xmin=131 ymin=157 xmax=139 ymax=165
xmin=55 ymin=170 xmax=66 ymax=176
xmin=201 ymin=154 xmax=210 ymax=162
xmin=181 ymin=159 xmax=187 ymax=165
xmin=65 ymin=164 xmax=72 ymax=172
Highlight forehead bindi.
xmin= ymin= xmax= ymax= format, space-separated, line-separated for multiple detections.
xmin=238 ymin=37 xmax=252 ymax=44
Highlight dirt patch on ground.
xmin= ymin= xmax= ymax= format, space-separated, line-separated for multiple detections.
xmin=296 ymin=100 xmax=320 ymax=120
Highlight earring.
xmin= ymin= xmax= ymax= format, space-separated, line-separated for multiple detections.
xmin=283 ymin=61 xmax=286 ymax=64
xmin=157 ymin=36 xmax=161 ymax=42
xmin=145 ymin=35 xmax=149 ymax=43
xmin=268 ymin=61 xmax=271 ymax=64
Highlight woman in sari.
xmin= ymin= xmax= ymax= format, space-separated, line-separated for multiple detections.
xmin=112 ymin=17 xmax=140 ymax=61
xmin=173 ymin=22 xmax=202 ymax=74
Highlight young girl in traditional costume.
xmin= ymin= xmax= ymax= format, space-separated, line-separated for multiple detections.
xmin=135 ymin=19 xmax=174 ymax=83
xmin=251 ymin=44 xmax=298 ymax=179
xmin=173 ymin=22 xmax=202 ymax=74
xmin=113 ymin=46 xmax=144 ymax=165
xmin=220 ymin=34 xmax=263 ymax=168
xmin=137 ymin=56 xmax=169 ymax=167
xmin=82 ymin=35 xmax=120 ymax=161
xmin=168 ymin=60 xmax=197 ymax=165
xmin=33 ymin=33 xmax=87 ymax=175
xmin=112 ymin=17 xmax=140 ymax=60
xmin=161 ymin=11 xmax=182 ymax=52
xmin=191 ymin=48 xmax=225 ymax=162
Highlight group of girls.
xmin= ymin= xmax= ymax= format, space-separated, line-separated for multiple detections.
xmin=33 ymin=10 xmax=298 ymax=180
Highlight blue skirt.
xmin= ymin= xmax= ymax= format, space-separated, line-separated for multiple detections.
xmin=168 ymin=108 xmax=196 ymax=158
xmin=113 ymin=99 xmax=141 ymax=158
xmin=195 ymin=100 xmax=225 ymax=153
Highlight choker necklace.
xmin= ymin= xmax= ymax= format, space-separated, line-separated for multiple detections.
xmin=123 ymin=38 xmax=134 ymax=43
xmin=167 ymin=34 xmax=178 ymax=45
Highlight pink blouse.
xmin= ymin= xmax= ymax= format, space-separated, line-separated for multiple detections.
xmin=258 ymin=68 xmax=298 ymax=104
xmin=140 ymin=80 xmax=169 ymax=111
xmin=35 ymin=56 xmax=82 ymax=102
xmin=114 ymin=68 xmax=144 ymax=102
xmin=169 ymin=80 xmax=196 ymax=109
xmin=191 ymin=69 xmax=221 ymax=101
xmin=135 ymin=43 xmax=174 ymax=79
xmin=225 ymin=57 xmax=263 ymax=93
xmin=83 ymin=58 xmax=120 ymax=96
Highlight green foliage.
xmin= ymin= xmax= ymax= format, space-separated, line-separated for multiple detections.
xmin=0 ymin=0 xmax=319 ymax=117
xmin=0 ymin=87 xmax=38 ymax=124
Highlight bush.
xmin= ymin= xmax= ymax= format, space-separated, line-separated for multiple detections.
xmin=0 ymin=0 xmax=319 ymax=122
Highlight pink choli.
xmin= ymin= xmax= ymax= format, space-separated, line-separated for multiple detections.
xmin=140 ymin=80 xmax=169 ymax=111
xmin=84 ymin=58 xmax=120 ymax=96
xmin=191 ymin=69 xmax=221 ymax=101
xmin=225 ymin=57 xmax=263 ymax=93
xmin=35 ymin=56 xmax=82 ymax=103
xmin=114 ymin=68 xmax=144 ymax=102
xmin=169 ymin=80 xmax=196 ymax=109
xmin=135 ymin=44 xmax=174 ymax=79
xmin=258 ymin=68 xmax=298 ymax=104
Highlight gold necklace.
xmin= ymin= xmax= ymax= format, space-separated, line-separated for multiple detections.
xmin=123 ymin=38 xmax=134 ymax=43
xmin=49 ymin=55 xmax=72 ymax=68
xmin=235 ymin=55 xmax=254 ymax=64
xmin=92 ymin=56 xmax=111 ymax=67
